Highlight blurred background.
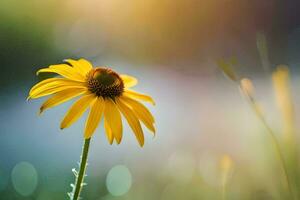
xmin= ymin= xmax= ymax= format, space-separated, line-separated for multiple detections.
xmin=1 ymin=0 xmax=300 ymax=199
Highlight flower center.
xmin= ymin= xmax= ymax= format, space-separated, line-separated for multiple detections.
xmin=86 ymin=67 xmax=124 ymax=98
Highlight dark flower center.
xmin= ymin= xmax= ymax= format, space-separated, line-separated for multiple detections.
xmin=86 ymin=67 xmax=124 ymax=98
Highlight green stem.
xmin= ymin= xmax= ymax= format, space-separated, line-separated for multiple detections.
xmin=72 ymin=138 xmax=91 ymax=200
xmin=248 ymin=100 xmax=294 ymax=199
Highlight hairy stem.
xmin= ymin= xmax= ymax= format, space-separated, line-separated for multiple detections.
xmin=72 ymin=138 xmax=91 ymax=200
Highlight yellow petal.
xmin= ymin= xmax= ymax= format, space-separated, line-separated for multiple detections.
xmin=64 ymin=59 xmax=91 ymax=76
xmin=115 ymin=97 xmax=144 ymax=146
xmin=104 ymin=119 xmax=114 ymax=144
xmin=29 ymin=79 xmax=85 ymax=99
xmin=104 ymin=98 xmax=123 ymax=144
xmin=40 ymin=88 xmax=87 ymax=114
xmin=30 ymin=85 xmax=86 ymax=99
xmin=120 ymin=74 xmax=138 ymax=88
xmin=78 ymin=59 xmax=93 ymax=72
xmin=124 ymin=89 xmax=155 ymax=105
xmin=60 ymin=94 xmax=95 ymax=129
xmin=29 ymin=78 xmax=67 ymax=94
xmin=37 ymin=64 xmax=85 ymax=81
xmin=120 ymin=96 xmax=155 ymax=134
xmin=84 ymin=97 xmax=105 ymax=138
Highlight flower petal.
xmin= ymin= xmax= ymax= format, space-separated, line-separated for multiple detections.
xmin=37 ymin=64 xmax=85 ymax=81
xmin=64 ymin=59 xmax=91 ymax=76
xmin=84 ymin=97 xmax=105 ymax=138
xmin=60 ymin=94 xmax=95 ymax=129
xmin=40 ymin=88 xmax=87 ymax=114
xmin=30 ymin=86 xmax=86 ymax=99
xmin=120 ymin=96 xmax=155 ymax=134
xmin=29 ymin=78 xmax=67 ymax=94
xmin=115 ymin=97 xmax=144 ymax=146
xmin=104 ymin=119 xmax=114 ymax=144
xmin=78 ymin=59 xmax=93 ymax=72
xmin=124 ymin=89 xmax=155 ymax=105
xmin=104 ymin=98 xmax=123 ymax=144
xmin=29 ymin=79 xmax=85 ymax=99
xmin=120 ymin=74 xmax=138 ymax=88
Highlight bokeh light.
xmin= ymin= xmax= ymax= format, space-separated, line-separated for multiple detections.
xmin=106 ymin=165 xmax=132 ymax=196
xmin=11 ymin=162 xmax=38 ymax=196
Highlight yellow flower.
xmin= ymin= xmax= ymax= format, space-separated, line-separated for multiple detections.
xmin=28 ymin=58 xmax=155 ymax=146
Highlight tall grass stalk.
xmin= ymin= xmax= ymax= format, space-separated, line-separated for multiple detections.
xmin=240 ymin=79 xmax=294 ymax=199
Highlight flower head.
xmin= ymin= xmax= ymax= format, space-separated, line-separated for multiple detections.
xmin=28 ymin=59 xmax=155 ymax=146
